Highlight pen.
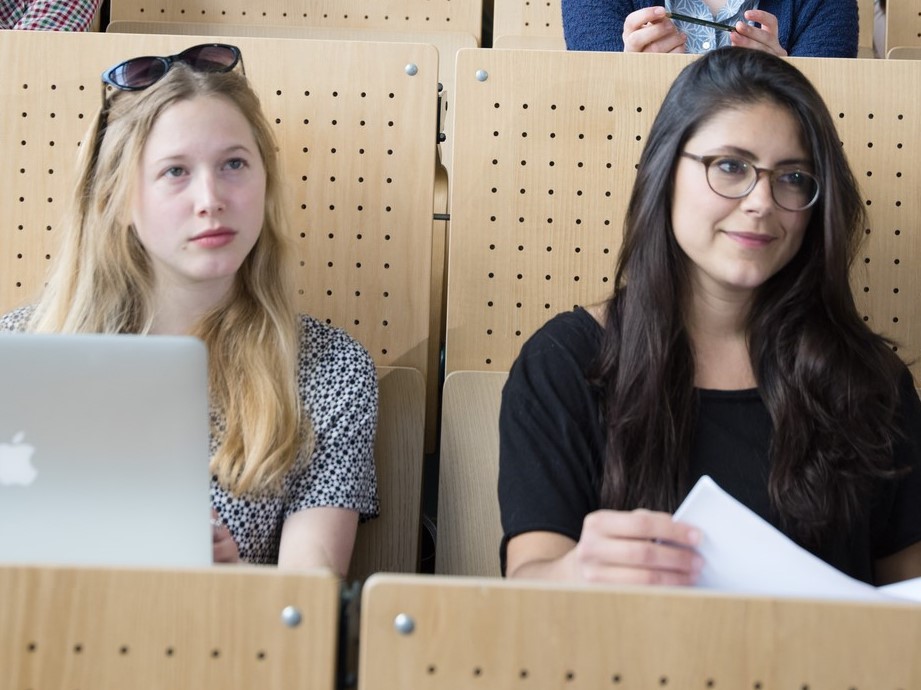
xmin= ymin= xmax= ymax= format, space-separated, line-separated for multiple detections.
xmin=665 ymin=11 xmax=737 ymax=33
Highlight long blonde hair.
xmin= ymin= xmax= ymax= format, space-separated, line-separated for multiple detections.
xmin=29 ymin=64 xmax=312 ymax=495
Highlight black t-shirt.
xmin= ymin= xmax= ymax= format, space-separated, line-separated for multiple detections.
xmin=498 ymin=308 xmax=921 ymax=582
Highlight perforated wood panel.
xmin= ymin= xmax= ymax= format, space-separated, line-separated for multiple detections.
xmin=0 ymin=31 xmax=437 ymax=375
xmin=107 ymin=0 xmax=483 ymax=44
xmin=887 ymin=0 xmax=921 ymax=53
xmin=492 ymin=0 xmax=565 ymax=48
xmin=1 ymin=565 xmax=340 ymax=690
xmin=106 ymin=21 xmax=475 ymax=181
xmin=359 ymin=574 xmax=921 ymax=690
xmin=446 ymin=49 xmax=921 ymax=376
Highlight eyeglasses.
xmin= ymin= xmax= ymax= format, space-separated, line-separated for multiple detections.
xmin=681 ymin=152 xmax=820 ymax=212
xmin=101 ymin=43 xmax=244 ymax=91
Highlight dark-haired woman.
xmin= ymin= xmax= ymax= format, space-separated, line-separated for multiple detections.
xmin=499 ymin=47 xmax=921 ymax=586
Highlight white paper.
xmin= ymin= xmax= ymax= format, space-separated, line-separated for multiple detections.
xmin=673 ymin=475 xmax=920 ymax=604
xmin=880 ymin=576 xmax=921 ymax=602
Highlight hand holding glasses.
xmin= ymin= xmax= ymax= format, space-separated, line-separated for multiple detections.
xmin=665 ymin=12 xmax=736 ymax=33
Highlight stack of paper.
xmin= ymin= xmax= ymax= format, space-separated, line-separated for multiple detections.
xmin=673 ymin=475 xmax=921 ymax=603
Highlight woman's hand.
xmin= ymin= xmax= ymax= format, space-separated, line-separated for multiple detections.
xmin=212 ymin=509 xmax=241 ymax=564
xmin=731 ymin=10 xmax=787 ymax=56
xmin=507 ymin=509 xmax=703 ymax=585
xmin=622 ymin=6 xmax=687 ymax=53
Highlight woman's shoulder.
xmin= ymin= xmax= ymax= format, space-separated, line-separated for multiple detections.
xmin=516 ymin=306 xmax=605 ymax=367
xmin=295 ymin=313 xmax=375 ymax=375
xmin=0 ymin=306 xmax=36 ymax=333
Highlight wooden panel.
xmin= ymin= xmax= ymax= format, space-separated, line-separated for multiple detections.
xmin=889 ymin=45 xmax=921 ymax=59
xmin=858 ymin=0 xmax=875 ymax=52
xmin=350 ymin=366 xmax=426 ymax=581
xmin=1 ymin=565 xmax=340 ymax=690
xmin=107 ymin=0 xmax=483 ymax=44
xmin=446 ymin=49 xmax=921 ymax=375
xmin=105 ymin=21 xmax=476 ymax=176
xmin=434 ymin=371 xmax=506 ymax=577
xmin=492 ymin=33 xmax=565 ymax=49
xmin=0 ymin=31 xmax=437 ymax=377
xmin=359 ymin=573 xmax=921 ymax=690
xmin=492 ymin=0 xmax=563 ymax=46
xmin=887 ymin=0 xmax=921 ymax=53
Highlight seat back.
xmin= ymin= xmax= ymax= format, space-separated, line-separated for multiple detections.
xmin=492 ymin=0 xmax=565 ymax=49
xmin=888 ymin=45 xmax=921 ymax=59
xmin=1 ymin=565 xmax=341 ymax=690
xmin=446 ymin=49 xmax=921 ymax=377
xmin=886 ymin=0 xmax=921 ymax=54
xmin=434 ymin=371 xmax=506 ymax=577
xmin=349 ymin=366 xmax=426 ymax=581
xmin=106 ymin=0 xmax=484 ymax=44
xmin=358 ymin=573 xmax=921 ymax=690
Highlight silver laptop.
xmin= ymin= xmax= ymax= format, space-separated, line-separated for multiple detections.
xmin=0 ymin=333 xmax=212 ymax=568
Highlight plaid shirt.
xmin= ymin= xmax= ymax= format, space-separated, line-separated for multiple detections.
xmin=1 ymin=0 xmax=100 ymax=30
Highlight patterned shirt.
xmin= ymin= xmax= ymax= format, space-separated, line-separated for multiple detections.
xmin=665 ymin=0 xmax=757 ymax=52
xmin=1 ymin=0 xmax=100 ymax=30
xmin=0 ymin=307 xmax=380 ymax=565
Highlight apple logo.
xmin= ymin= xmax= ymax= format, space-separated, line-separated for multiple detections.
xmin=0 ymin=431 xmax=38 ymax=486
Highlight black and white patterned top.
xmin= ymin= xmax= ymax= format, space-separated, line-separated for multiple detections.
xmin=0 ymin=307 xmax=380 ymax=565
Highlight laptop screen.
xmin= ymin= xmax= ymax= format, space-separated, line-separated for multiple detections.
xmin=0 ymin=333 xmax=212 ymax=568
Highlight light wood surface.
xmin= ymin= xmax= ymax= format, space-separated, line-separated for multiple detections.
xmin=492 ymin=0 xmax=564 ymax=48
xmin=359 ymin=573 xmax=921 ymax=690
xmin=492 ymin=33 xmax=565 ymax=49
xmin=446 ymin=50 xmax=921 ymax=376
xmin=1 ymin=565 xmax=341 ymax=690
xmin=886 ymin=0 xmax=921 ymax=55
xmin=105 ymin=21 xmax=477 ymax=177
xmin=106 ymin=0 xmax=483 ymax=44
xmin=0 ymin=30 xmax=437 ymax=377
xmin=889 ymin=45 xmax=921 ymax=59
xmin=434 ymin=371 xmax=506 ymax=577
xmin=350 ymin=366 xmax=426 ymax=581
xmin=858 ymin=0 xmax=875 ymax=54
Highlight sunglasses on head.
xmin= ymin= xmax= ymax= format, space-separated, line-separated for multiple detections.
xmin=101 ymin=43 xmax=244 ymax=91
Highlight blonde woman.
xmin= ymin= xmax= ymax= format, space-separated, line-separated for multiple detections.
xmin=0 ymin=44 xmax=379 ymax=575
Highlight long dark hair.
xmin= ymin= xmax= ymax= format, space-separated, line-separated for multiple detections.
xmin=592 ymin=48 xmax=905 ymax=546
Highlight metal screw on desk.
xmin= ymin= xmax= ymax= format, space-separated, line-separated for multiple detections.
xmin=394 ymin=613 xmax=415 ymax=635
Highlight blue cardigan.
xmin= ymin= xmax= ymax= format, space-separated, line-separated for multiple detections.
xmin=561 ymin=0 xmax=859 ymax=57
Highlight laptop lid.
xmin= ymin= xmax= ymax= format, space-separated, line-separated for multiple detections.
xmin=0 ymin=333 xmax=212 ymax=568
